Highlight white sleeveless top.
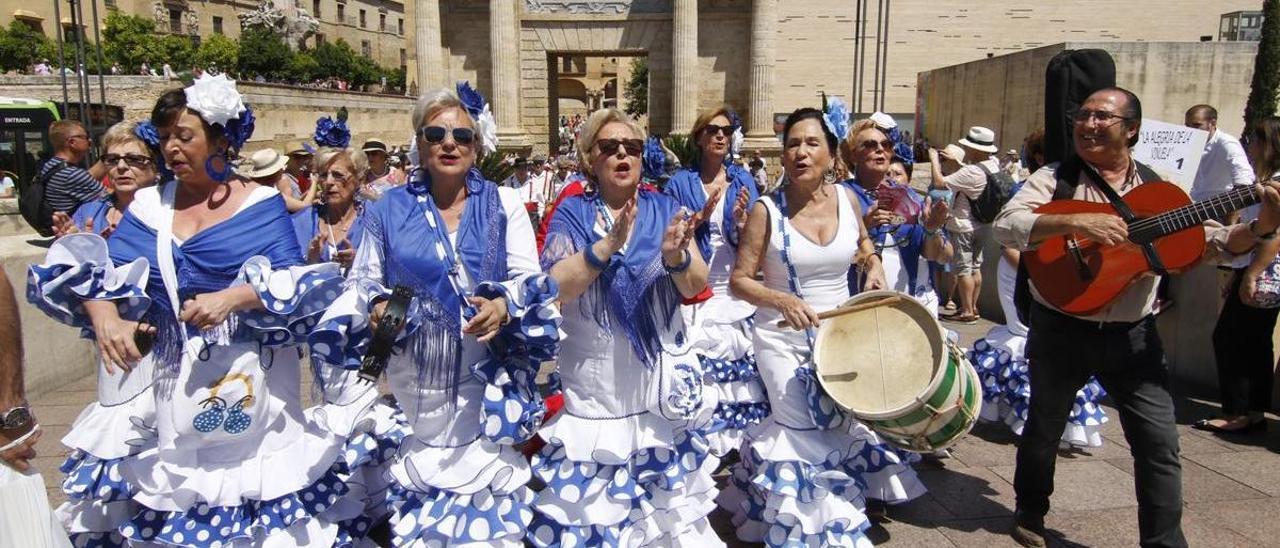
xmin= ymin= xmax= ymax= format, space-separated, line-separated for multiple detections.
xmin=756 ymin=187 xmax=862 ymax=325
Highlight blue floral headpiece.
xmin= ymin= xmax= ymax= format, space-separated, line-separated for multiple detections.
xmin=455 ymin=81 xmax=498 ymax=155
xmin=642 ymin=136 xmax=666 ymax=183
xmin=821 ymin=92 xmax=850 ymax=143
xmin=314 ymin=107 xmax=351 ymax=149
xmin=133 ymin=120 xmax=173 ymax=180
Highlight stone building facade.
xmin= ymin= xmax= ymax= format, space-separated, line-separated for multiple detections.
xmin=3 ymin=0 xmax=407 ymax=72
xmin=405 ymin=0 xmax=1260 ymax=154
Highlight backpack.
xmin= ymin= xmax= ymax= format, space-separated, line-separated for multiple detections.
xmin=1012 ymin=157 xmax=1161 ymax=325
xmin=19 ymin=160 xmax=66 ymax=237
xmin=969 ymin=162 xmax=1017 ymax=224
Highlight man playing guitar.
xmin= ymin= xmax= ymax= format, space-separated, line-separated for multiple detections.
xmin=994 ymin=87 xmax=1280 ymax=548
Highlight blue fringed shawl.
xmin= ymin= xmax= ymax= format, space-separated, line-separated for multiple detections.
xmin=663 ymin=164 xmax=759 ymax=262
xmin=363 ymin=167 xmax=507 ymax=390
xmin=842 ymin=178 xmax=928 ymax=294
xmin=543 ymin=188 xmax=681 ymax=368
xmin=106 ymin=191 xmax=304 ymax=366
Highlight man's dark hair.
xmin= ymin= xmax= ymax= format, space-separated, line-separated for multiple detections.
xmin=1186 ymin=104 xmax=1218 ymax=121
xmin=1093 ymin=86 xmax=1142 ymax=147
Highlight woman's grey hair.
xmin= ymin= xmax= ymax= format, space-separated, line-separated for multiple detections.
xmin=412 ymin=88 xmax=474 ymax=133
xmin=313 ymin=146 xmax=369 ymax=180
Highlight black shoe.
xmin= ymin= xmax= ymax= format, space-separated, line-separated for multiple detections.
xmin=1011 ymin=512 xmax=1046 ymax=548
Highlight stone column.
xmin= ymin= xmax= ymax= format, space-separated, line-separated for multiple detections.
xmin=671 ymin=0 xmax=697 ymax=132
xmin=414 ymin=0 xmax=444 ymax=91
xmin=747 ymin=0 xmax=777 ymax=139
xmin=490 ymin=0 xmax=527 ymax=147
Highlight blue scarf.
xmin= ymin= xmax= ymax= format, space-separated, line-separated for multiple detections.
xmin=841 ymin=177 xmax=927 ymax=294
xmin=663 ymin=164 xmax=759 ymax=262
xmin=368 ymin=167 xmax=507 ymax=389
xmin=290 ymin=203 xmax=367 ymax=263
xmin=545 ymin=188 xmax=680 ymax=367
xmin=107 ymin=191 xmax=303 ymax=365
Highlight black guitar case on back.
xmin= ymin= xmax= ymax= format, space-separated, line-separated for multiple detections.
xmin=1012 ymin=48 xmax=1118 ymax=325
xmin=1043 ymin=49 xmax=1117 ymax=164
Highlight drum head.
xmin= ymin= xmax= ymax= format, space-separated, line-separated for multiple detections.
xmin=814 ymin=290 xmax=944 ymax=418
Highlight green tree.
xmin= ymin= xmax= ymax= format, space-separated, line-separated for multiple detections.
xmin=193 ymin=33 xmax=238 ymax=73
xmin=1246 ymin=1 xmax=1280 ymax=133
xmin=159 ymin=35 xmax=195 ymax=71
xmin=312 ymin=39 xmax=357 ymax=81
xmin=0 ymin=21 xmax=55 ymax=72
xmin=286 ymin=50 xmax=321 ymax=83
xmin=623 ymin=57 xmax=648 ymax=117
xmin=237 ymin=25 xmax=294 ymax=80
xmin=101 ymin=12 xmax=163 ymax=72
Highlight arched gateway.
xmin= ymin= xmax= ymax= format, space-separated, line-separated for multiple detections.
xmin=411 ymin=0 xmax=779 ymax=155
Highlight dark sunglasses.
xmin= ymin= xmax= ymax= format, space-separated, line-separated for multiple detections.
xmin=859 ymin=139 xmax=894 ymax=152
xmin=596 ymin=138 xmax=644 ymax=157
xmin=102 ymin=153 xmax=152 ymax=168
xmin=417 ymin=126 xmax=476 ymax=145
xmin=702 ymin=124 xmax=734 ymax=137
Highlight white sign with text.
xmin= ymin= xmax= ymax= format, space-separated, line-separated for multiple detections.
xmin=1132 ymin=119 xmax=1208 ymax=191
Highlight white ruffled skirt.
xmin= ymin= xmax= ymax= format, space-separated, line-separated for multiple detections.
xmin=967 ymin=326 xmax=1109 ymax=448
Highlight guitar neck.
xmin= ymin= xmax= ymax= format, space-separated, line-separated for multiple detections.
xmin=1135 ymin=185 xmax=1260 ymax=238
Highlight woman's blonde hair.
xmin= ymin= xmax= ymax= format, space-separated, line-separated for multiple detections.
xmin=690 ymin=105 xmax=737 ymax=162
xmin=838 ymin=119 xmax=889 ymax=180
xmin=575 ymin=108 xmax=644 ymax=181
xmin=101 ymin=122 xmax=149 ymax=156
xmin=313 ymin=147 xmax=369 ymax=181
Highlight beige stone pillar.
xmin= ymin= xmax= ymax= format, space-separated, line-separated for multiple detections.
xmin=490 ymin=0 xmax=527 ymax=147
xmin=747 ymin=0 xmax=777 ymax=138
xmin=414 ymin=0 xmax=444 ymax=92
xmin=671 ymin=0 xmax=697 ymax=132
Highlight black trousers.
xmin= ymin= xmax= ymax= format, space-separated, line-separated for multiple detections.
xmin=1014 ymin=303 xmax=1186 ymax=548
xmin=1212 ymin=270 xmax=1280 ymax=416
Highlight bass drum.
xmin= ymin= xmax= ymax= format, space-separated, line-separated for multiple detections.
xmin=813 ymin=290 xmax=981 ymax=452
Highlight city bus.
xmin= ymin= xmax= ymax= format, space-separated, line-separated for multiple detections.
xmin=0 ymin=97 xmax=60 ymax=197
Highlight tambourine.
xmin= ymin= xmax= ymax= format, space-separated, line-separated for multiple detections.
xmin=358 ymin=285 xmax=414 ymax=384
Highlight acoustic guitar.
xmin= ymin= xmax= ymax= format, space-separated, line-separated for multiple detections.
xmin=1024 ymin=181 xmax=1260 ymax=316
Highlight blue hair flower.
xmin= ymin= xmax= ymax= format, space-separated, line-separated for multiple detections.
xmin=728 ymin=110 xmax=744 ymax=132
xmin=134 ymin=121 xmax=160 ymax=148
xmin=456 ymin=81 xmax=487 ymax=120
xmin=893 ymin=140 xmax=915 ymax=167
xmin=222 ymin=107 xmax=256 ymax=150
xmin=823 ymin=96 xmax=850 ymax=143
xmin=314 ymin=116 xmax=350 ymax=148
xmin=642 ymin=136 xmax=666 ymax=183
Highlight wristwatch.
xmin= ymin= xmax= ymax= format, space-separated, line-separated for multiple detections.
xmin=0 ymin=405 xmax=33 ymax=431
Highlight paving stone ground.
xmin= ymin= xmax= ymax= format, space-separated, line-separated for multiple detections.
xmin=26 ymin=318 xmax=1280 ymax=547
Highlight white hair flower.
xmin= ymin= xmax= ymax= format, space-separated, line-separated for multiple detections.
xmin=475 ymin=105 xmax=498 ymax=155
xmin=184 ymin=73 xmax=246 ymax=127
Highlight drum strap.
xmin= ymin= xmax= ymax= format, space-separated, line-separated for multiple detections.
xmin=773 ymin=192 xmax=817 ymax=355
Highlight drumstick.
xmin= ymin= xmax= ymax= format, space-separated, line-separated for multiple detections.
xmin=775 ymin=295 xmax=904 ymax=329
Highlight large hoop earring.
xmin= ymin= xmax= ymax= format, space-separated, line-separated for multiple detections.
xmin=205 ymin=149 xmax=233 ymax=183
xmin=823 ymin=167 xmax=838 ymax=185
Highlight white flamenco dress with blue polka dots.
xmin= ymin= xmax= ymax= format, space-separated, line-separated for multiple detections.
xmin=680 ymin=191 xmax=769 ymax=458
xmin=28 ymin=185 xmax=393 ymax=547
xmin=309 ymin=183 xmax=563 ymax=547
xmin=966 ymin=257 xmax=1109 ymax=447
xmin=717 ymin=194 xmax=926 ymax=547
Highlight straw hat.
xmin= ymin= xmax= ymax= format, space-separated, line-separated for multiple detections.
xmin=939 ymin=144 xmax=967 ymax=164
xmin=238 ymin=148 xmax=288 ymax=178
xmin=957 ymin=126 xmax=998 ymax=154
